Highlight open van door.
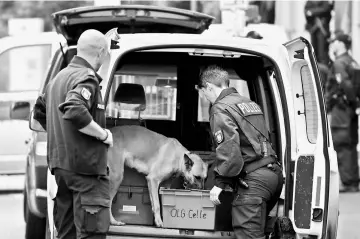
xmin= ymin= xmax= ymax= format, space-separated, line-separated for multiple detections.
xmin=52 ymin=5 xmax=214 ymax=45
xmin=283 ymin=37 xmax=339 ymax=238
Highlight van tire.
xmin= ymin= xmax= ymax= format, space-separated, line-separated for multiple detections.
xmin=25 ymin=202 xmax=46 ymax=239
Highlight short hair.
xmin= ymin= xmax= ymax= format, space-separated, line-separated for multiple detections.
xmin=199 ymin=65 xmax=229 ymax=88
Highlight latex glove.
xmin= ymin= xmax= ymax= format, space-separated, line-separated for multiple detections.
xmin=356 ymin=108 xmax=360 ymax=115
xmin=103 ymin=129 xmax=113 ymax=147
xmin=210 ymin=186 xmax=223 ymax=206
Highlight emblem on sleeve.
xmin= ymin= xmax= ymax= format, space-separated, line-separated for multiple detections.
xmin=214 ymin=130 xmax=224 ymax=144
xmin=81 ymin=88 xmax=91 ymax=100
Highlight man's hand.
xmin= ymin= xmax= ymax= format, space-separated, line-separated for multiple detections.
xmin=102 ymin=129 xmax=113 ymax=147
xmin=356 ymin=108 xmax=360 ymax=115
xmin=210 ymin=186 xmax=223 ymax=206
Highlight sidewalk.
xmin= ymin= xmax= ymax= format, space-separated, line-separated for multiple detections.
xmin=337 ymin=192 xmax=360 ymax=239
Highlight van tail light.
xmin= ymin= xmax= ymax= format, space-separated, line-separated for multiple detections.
xmin=35 ymin=142 xmax=47 ymax=156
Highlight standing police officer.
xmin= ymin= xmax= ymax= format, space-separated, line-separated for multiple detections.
xmin=197 ymin=65 xmax=283 ymax=239
xmin=326 ymin=32 xmax=360 ymax=193
xmin=304 ymin=0 xmax=333 ymax=64
xmin=33 ymin=29 xmax=113 ymax=238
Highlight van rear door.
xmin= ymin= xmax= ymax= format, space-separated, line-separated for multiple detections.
xmin=283 ymin=37 xmax=339 ymax=238
xmin=52 ymin=5 xmax=214 ymax=46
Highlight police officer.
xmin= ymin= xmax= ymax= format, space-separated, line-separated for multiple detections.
xmin=197 ymin=65 xmax=283 ymax=239
xmin=33 ymin=29 xmax=113 ymax=238
xmin=304 ymin=0 xmax=333 ymax=64
xmin=326 ymin=32 xmax=360 ymax=193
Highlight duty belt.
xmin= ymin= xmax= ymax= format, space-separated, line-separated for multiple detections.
xmin=242 ymin=156 xmax=276 ymax=175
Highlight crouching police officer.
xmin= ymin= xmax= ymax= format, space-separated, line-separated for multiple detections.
xmin=326 ymin=32 xmax=360 ymax=193
xmin=33 ymin=29 xmax=113 ymax=239
xmin=197 ymin=65 xmax=283 ymax=239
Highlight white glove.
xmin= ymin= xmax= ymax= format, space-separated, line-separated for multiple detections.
xmin=210 ymin=186 xmax=223 ymax=206
xmin=102 ymin=129 xmax=113 ymax=147
xmin=356 ymin=108 xmax=360 ymax=115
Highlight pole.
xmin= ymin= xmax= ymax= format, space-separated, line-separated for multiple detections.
xmin=190 ymin=0 xmax=197 ymax=12
xmin=351 ymin=1 xmax=360 ymax=63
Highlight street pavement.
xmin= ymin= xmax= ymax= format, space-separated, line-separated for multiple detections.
xmin=0 ymin=175 xmax=359 ymax=239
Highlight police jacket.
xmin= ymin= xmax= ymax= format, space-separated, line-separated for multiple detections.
xmin=34 ymin=56 xmax=108 ymax=176
xmin=304 ymin=1 xmax=332 ymax=29
xmin=325 ymin=52 xmax=359 ymax=112
xmin=209 ymin=88 xmax=275 ymax=189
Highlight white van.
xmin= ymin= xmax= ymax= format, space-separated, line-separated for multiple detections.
xmin=27 ymin=5 xmax=339 ymax=239
xmin=0 ymin=32 xmax=60 ymax=175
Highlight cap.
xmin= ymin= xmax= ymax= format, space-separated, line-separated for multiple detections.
xmin=246 ymin=31 xmax=263 ymax=39
xmin=329 ymin=31 xmax=352 ymax=48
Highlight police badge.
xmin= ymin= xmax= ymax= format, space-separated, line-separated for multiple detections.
xmin=214 ymin=130 xmax=224 ymax=144
xmin=81 ymin=88 xmax=91 ymax=100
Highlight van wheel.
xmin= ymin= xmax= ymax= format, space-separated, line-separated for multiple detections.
xmin=25 ymin=204 xmax=46 ymax=239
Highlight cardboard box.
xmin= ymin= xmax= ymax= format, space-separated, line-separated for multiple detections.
xmin=111 ymin=186 xmax=153 ymax=226
xmin=159 ymin=188 xmax=216 ymax=230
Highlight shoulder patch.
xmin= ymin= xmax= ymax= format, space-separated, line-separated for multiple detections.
xmin=237 ymin=102 xmax=263 ymax=116
xmin=214 ymin=130 xmax=224 ymax=144
xmin=81 ymin=87 xmax=91 ymax=100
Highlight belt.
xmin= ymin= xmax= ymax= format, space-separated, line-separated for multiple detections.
xmin=242 ymin=156 xmax=276 ymax=175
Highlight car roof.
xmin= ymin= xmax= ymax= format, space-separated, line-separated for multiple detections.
xmin=0 ymin=32 xmax=63 ymax=52
xmin=109 ymin=33 xmax=289 ymax=62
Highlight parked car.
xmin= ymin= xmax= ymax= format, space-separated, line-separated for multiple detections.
xmin=0 ymin=32 xmax=59 ymax=175
xmin=24 ymin=5 xmax=339 ymax=239
xmin=0 ymin=31 xmax=60 ymax=239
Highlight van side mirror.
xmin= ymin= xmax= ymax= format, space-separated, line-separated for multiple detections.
xmin=29 ymin=110 xmax=46 ymax=132
xmin=10 ymin=101 xmax=30 ymax=120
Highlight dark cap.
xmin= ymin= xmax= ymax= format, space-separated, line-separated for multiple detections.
xmin=246 ymin=31 xmax=263 ymax=39
xmin=329 ymin=31 xmax=352 ymax=48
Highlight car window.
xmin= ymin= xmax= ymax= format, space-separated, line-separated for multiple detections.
xmin=0 ymin=44 xmax=52 ymax=92
xmin=106 ymin=64 xmax=177 ymax=121
xmin=197 ymin=76 xmax=250 ymax=122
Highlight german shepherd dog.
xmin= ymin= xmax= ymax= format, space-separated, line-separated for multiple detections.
xmin=108 ymin=125 xmax=208 ymax=227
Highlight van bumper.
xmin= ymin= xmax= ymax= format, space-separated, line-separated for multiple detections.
xmin=107 ymin=225 xmax=235 ymax=239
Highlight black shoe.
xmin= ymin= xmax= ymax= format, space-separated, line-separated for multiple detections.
xmin=339 ymin=185 xmax=359 ymax=193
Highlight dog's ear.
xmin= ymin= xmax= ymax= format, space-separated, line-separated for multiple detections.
xmin=184 ymin=153 xmax=194 ymax=171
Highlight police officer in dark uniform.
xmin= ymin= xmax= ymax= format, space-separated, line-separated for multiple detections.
xmin=33 ymin=29 xmax=113 ymax=238
xmin=304 ymin=0 xmax=333 ymax=64
xmin=197 ymin=65 xmax=283 ymax=239
xmin=326 ymin=32 xmax=360 ymax=192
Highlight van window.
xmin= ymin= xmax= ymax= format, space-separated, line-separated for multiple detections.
xmin=198 ymin=76 xmax=250 ymax=122
xmin=107 ymin=64 xmax=177 ymax=121
xmin=301 ymin=65 xmax=318 ymax=143
xmin=0 ymin=44 xmax=52 ymax=92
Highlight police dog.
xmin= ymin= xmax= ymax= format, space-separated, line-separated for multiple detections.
xmin=108 ymin=125 xmax=208 ymax=227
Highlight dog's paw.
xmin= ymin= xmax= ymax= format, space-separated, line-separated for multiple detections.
xmin=155 ymin=216 xmax=164 ymax=228
xmin=110 ymin=218 xmax=126 ymax=226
